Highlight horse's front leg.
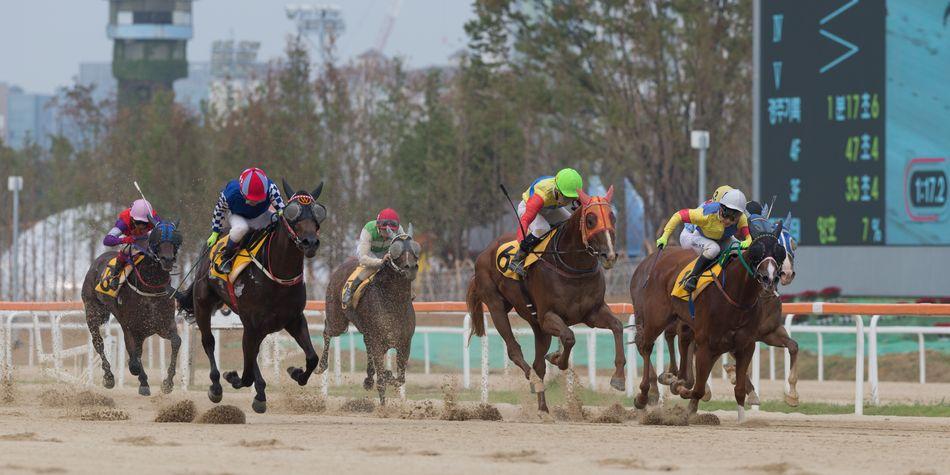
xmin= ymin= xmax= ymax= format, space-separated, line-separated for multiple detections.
xmin=530 ymin=329 xmax=552 ymax=412
xmin=731 ymin=343 xmax=756 ymax=423
xmin=586 ymin=304 xmax=626 ymax=392
xmin=284 ymin=313 xmax=319 ymax=386
xmin=224 ymin=329 xmax=263 ymax=391
xmin=159 ymin=321 xmax=182 ymax=394
xmin=681 ymin=345 xmax=717 ymax=415
xmin=539 ymin=311 xmax=574 ymax=371
xmin=761 ymin=327 xmax=800 ymax=407
xmin=124 ymin=331 xmax=151 ymax=396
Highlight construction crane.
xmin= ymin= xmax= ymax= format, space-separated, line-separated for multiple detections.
xmin=285 ymin=3 xmax=345 ymax=61
xmin=373 ymin=0 xmax=403 ymax=53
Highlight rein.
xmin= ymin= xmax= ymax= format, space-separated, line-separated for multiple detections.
xmin=255 ymin=229 xmax=304 ymax=286
xmin=709 ymin=242 xmax=761 ymax=311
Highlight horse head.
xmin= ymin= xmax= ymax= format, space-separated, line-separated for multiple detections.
xmin=778 ymin=227 xmax=797 ymax=285
xmin=387 ymin=229 xmax=421 ymax=281
xmin=147 ymin=219 xmax=183 ymax=272
xmin=575 ymin=186 xmax=618 ymax=269
xmin=745 ymin=221 xmax=788 ymax=294
xmin=281 ymin=179 xmax=327 ymax=258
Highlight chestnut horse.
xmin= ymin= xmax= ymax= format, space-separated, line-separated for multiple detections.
xmin=467 ymin=187 xmax=620 ymax=412
xmin=630 ymin=224 xmax=787 ymax=421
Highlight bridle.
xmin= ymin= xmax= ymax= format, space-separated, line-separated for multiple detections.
xmin=579 ymin=196 xmax=615 ymax=258
xmin=280 ymin=192 xmax=326 ymax=248
xmin=124 ymin=221 xmax=180 ymax=297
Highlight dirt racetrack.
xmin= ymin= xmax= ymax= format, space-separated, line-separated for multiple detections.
xmin=1 ymin=383 xmax=948 ymax=475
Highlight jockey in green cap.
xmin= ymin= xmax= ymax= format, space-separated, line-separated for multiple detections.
xmin=507 ymin=168 xmax=583 ymax=278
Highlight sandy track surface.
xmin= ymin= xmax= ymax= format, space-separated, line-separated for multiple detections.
xmin=1 ymin=384 xmax=949 ymax=475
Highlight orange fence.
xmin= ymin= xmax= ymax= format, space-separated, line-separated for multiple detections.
xmin=2 ymin=301 xmax=950 ymax=315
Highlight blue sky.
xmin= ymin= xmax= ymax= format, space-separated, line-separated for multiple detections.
xmin=0 ymin=0 xmax=475 ymax=94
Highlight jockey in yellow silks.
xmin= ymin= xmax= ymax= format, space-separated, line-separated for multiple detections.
xmin=656 ymin=188 xmax=753 ymax=292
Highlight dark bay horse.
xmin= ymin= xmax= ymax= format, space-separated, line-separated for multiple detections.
xmin=322 ymin=233 xmax=420 ymax=405
xmin=467 ymin=187 xmax=621 ymax=412
xmin=178 ymin=180 xmax=326 ymax=413
xmin=81 ymin=220 xmax=183 ymax=396
xmin=630 ymin=224 xmax=787 ymax=422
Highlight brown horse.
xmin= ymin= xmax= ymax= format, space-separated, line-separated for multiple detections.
xmin=177 ymin=180 xmax=325 ymax=413
xmin=321 ymin=233 xmax=420 ymax=405
xmin=81 ymin=220 xmax=183 ymax=396
xmin=630 ymin=224 xmax=786 ymax=421
xmin=467 ymin=187 xmax=620 ymax=412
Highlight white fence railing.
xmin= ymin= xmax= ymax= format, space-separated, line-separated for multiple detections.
xmin=3 ymin=306 xmax=950 ymax=416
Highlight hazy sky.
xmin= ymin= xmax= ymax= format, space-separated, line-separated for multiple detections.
xmin=0 ymin=0 xmax=475 ymax=94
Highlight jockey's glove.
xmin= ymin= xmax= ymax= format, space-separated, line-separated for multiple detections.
xmin=271 ymin=209 xmax=282 ymax=223
xmin=206 ymin=231 xmax=219 ymax=248
xmin=740 ymin=239 xmax=751 ymax=249
xmin=121 ymin=236 xmax=135 ymax=245
xmin=655 ymin=236 xmax=668 ymax=249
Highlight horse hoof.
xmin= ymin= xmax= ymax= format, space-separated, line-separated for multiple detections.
xmin=129 ymin=366 xmax=141 ymax=377
xmin=676 ymin=387 xmax=690 ymax=399
xmin=785 ymin=393 xmax=800 ymax=407
xmin=287 ymin=367 xmax=306 ymax=385
xmin=747 ymin=390 xmax=760 ymax=407
xmin=138 ymin=385 xmax=151 ymax=397
xmin=647 ymin=389 xmax=659 ymax=406
xmin=544 ymin=352 xmax=561 ymax=365
xmin=223 ymin=371 xmax=242 ymax=388
xmin=634 ymin=395 xmax=647 ymax=410
xmin=670 ymin=379 xmax=685 ymax=394
xmin=702 ymin=386 xmax=712 ymax=402
xmin=161 ymin=380 xmax=174 ymax=394
xmin=103 ymin=375 xmax=115 ymax=389
xmin=609 ymin=376 xmax=625 ymax=392
xmin=252 ymin=398 xmax=267 ymax=414
xmin=363 ymin=378 xmax=374 ymax=391
xmin=208 ymin=387 xmax=223 ymax=404
xmin=657 ymin=372 xmax=677 ymax=386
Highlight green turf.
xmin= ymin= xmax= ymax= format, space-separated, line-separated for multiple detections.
xmin=698 ymin=399 xmax=950 ymax=417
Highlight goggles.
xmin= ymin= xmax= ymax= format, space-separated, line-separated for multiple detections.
xmin=378 ymin=220 xmax=399 ymax=229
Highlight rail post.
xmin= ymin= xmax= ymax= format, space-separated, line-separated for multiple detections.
xmin=869 ymin=315 xmax=880 ymax=406
xmin=853 ymin=314 xmax=865 ymax=416
xmin=918 ymin=333 xmax=926 ymax=384
xmin=783 ymin=314 xmax=793 ymax=394
xmin=334 ymin=336 xmax=342 ymax=385
xmin=481 ymin=314 xmax=489 ymax=403
xmin=423 ymin=332 xmax=431 ymax=375
xmin=587 ymin=329 xmax=597 ymax=390
xmin=751 ymin=341 xmax=760 ymax=410
xmin=462 ymin=313 xmax=471 ymax=389
xmin=817 ymin=332 xmax=824 ymax=382
xmin=348 ymin=328 xmax=356 ymax=375
xmin=625 ymin=314 xmax=635 ymax=398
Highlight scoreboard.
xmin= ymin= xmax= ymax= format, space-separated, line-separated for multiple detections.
xmin=758 ymin=0 xmax=950 ymax=246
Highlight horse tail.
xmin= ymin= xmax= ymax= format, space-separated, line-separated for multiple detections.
xmin=466 ymin=277 xmax=486 ymax=337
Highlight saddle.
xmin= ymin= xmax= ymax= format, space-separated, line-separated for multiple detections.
xmin=208 ymin=229 xmax=269 ymax=283
xmin=95 ymin=254 xmax=146 ymax=298
xmin=670 ymin=244 xmax=739 ymax=300
xmin=494 ymin=228 xmax=558 ymax=281
xmin=341 ymin=266 xmax=379 ymax=310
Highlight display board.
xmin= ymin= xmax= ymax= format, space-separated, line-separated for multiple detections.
xmin=759 ymin=0 xmax=950 ymax=246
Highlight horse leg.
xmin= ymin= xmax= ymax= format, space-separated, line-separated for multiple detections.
xmin=762 ymin=327 xmax=800 ymax=406
xmin=486 ymin=299 xmax=532 ymax=380
xmin=158 ymin=321 xmax=181 ymax=394
xmin=658 ymin=322 xmax=678 ymax=385
xmin=634 ymin=320 xmax=664 ymax=409
xmin=587 ymin=304 xmax=626 ymax=392
xmin=224 ymin=330 xmax=263 ymax=389
xmin=367 ymin=345 xmax=388 ymax=406
xmin=681 ymin=345 xmax=716 ymax=415
xmin=670 ymin=327 xmax=693 ymax=394
xmin=539 ymin=311 xmax=574 ymax=371
xmin=395 ymin=340 xmax=410 ymax=387
xmin=363 ymin=347 xmax=376 ymax=391
xmin=732 ymin=344 xmax=755 ymax=422
xmin=284 ymin=314 xmax=319 ymax=386
xmin=531 ymin=330 xmax=552 ymax=413
xmin=129 ymin=334 xmax=151 ymax=396
xmin=251 ymin=361 xmax=267 ymax=413
xmin=85 ymin=312 xmax=114 ymax=389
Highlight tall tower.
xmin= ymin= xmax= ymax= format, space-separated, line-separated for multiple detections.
xmin=107 ymin=0 xmax=193 ymax=106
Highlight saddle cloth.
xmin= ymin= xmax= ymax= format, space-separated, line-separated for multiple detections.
xmin=341 ymin=265 xmax=379 ymax=310
xmin=494 ymin=228 xmax=557 ymax=281
xmin=208 ymin=233 xmax=268 ymax=283
xmin=671 ymin=257 xmax=724 ymax=300
xmin=95 ymin=254 xmax=145 ymax=297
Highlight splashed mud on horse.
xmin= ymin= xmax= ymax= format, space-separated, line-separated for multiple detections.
xmin=82 ymin=220 xmax=183 ymax=396
xmin=322 ymin=232 xmax=420 ymax=405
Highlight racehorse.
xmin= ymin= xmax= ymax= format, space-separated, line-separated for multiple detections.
xmin=81 ymin=220 xmax=183 ymax=396
xmin=658 ymin=224 xmax=800 ymax=406
xmin=467 ymin=187 xmax=621 ymax=412
xmin=630 ymin=224 xmax=786 ymax=421
xmin=322 ymin=232 xmax=420 ymax=405
xmin=178 ymin=180 xmax=325 ymax=413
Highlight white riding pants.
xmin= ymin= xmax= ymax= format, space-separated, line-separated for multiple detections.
xmin=228 ymin=211 xmax=273 ymax=243
xmin=517 ymin=201 xmax=571 ymax=238
xmin=679 ymin=226 xmax=732 ymax=260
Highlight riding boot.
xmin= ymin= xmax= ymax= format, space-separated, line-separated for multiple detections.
xmin=508 ymin=234 xmax=541 ymax=278
xmin=217 ymin=240 xmax=239 ymax=275
xmin=682 ymin=255 xmax=715 ymax=293
xmin=106 ymin=255 xmax=128 ymax=290
xmin=342 ymin=277 xmax=363 ymax=309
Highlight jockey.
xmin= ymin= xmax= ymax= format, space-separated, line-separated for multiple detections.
xmin=342 ymin=208 xmax=405 ymax=307
xmin=507 ymin=168 xmax=583 ymax=278
xmin=207 ymin=167 xmax=285 ymax=274
xmin=102 ymin=199 xmax=159 ymax=289
xmin=656 ymin=188 xmax=752 ymax=292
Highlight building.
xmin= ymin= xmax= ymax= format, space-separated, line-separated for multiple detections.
xmin=0 ymin=82 xmax=9 ymax=144
xmin=107 ymin=0 xmax=194 ymax=106
xmin=3 ymin=86 xmax=55 ymax=149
